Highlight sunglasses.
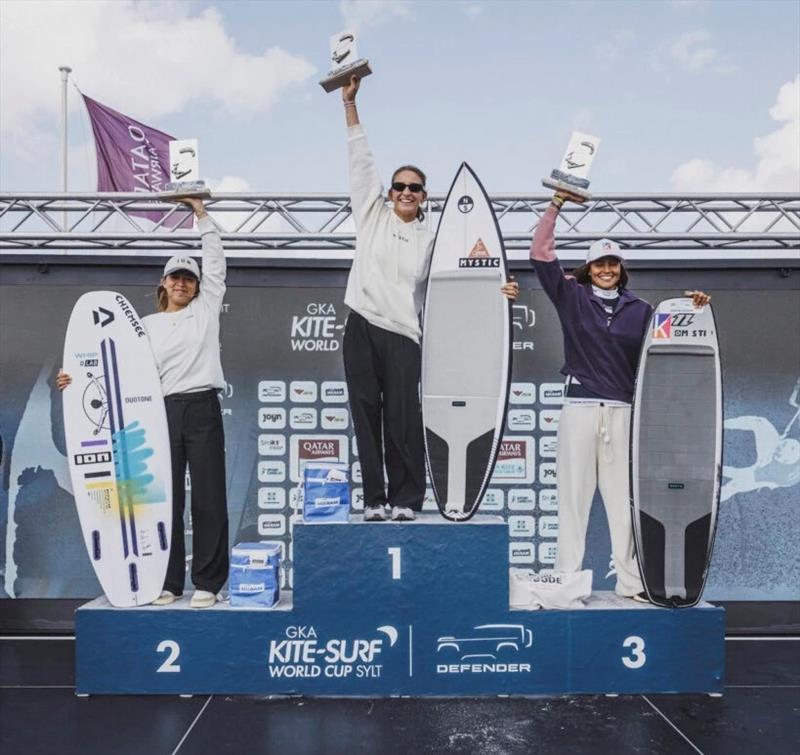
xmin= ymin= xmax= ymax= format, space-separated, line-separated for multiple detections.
xmin=391 ymin=181 xmax=425 ymax=194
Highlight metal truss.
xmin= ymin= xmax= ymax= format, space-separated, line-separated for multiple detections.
xmin=1 ymin=192 xmax=798 ymax=260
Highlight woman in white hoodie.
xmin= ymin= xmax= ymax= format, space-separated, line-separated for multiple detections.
xmin=341 ymin=75 xmax=518 ymax=522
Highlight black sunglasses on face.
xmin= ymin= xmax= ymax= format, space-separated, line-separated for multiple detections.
xmin=391 ymin=181 xmax=425 ymax=194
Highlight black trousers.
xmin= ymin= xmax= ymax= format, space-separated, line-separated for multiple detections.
xmin=163 ymin=389 xmax=229 ymax=594
xmin=343 ymin=312 xmax=426 ymax=511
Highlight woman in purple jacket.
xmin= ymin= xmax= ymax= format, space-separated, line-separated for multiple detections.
xmin=530 ymin=191 xmax=710 ymax=599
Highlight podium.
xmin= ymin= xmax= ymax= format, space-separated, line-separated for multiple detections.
xmin=75 ymin=515 xmax=724 ymax=695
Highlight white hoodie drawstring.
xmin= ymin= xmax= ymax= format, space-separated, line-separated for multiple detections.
xmin=596 ymin=405 xmax=614 ymax=463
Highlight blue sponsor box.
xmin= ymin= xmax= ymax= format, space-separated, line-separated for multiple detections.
xmin=229 ymin=543 xmax=281 ymax=608
xmin=75 ymin=516 xmax=724 ymax=696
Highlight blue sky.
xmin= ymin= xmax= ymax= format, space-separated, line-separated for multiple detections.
xmin=1 ymin=0 xmax=798 ymax=195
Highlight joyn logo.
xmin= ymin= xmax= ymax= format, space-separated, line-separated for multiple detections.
xmin=436 ymin=624 xmax=533 ymax=674
xmin=290 ymin=381 xmax=317 ymax=403
xmin=259 ymin=408 xmax=286 ymax=430
xmin=539 ymin=463 xmax=557 ymax=483
xmin=259 ymin=381 xmax=286 ymax=403
xmin=290 ymin=302 xmax=344 ymax=352
xmin=267 ymin=625 xmax=398 ymax=679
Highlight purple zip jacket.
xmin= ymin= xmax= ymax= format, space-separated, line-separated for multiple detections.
xmin=530 ymin=204 xmax=653 ymax=403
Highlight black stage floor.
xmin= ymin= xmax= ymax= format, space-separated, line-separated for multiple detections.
xmin=0 ymin=638 xmax=797 ymax=755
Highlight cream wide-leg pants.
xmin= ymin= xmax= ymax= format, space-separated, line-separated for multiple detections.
xmin=554 ymin=402 xmax=644 ymax=597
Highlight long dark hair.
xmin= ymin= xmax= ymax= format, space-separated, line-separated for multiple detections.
xmin=573 ymin=260 xmax=630 ymax=291
xmin=155 ymin=280 xmax=200 ymax=312
xmin=391 ymin=164 xmax=427 ymax=221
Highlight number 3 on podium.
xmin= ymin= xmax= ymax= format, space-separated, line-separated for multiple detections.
xmin=622 ymin=635 xmax=646 ymax=669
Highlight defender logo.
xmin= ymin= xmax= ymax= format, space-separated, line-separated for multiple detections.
xmin=436 ymin=624 xmax=533 ymax=674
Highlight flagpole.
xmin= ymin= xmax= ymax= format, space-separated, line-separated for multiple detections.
xmin=59 ymin=65 xmax=71 ymax=229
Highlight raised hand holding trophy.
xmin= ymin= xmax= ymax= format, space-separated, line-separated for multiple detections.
xmin=542 ymin=131 xmax=601 ymax=202
xmin=162 ymin=138 xmax=211 ymax=201
xmin=319 ymin=30 xmax=372 ymax=93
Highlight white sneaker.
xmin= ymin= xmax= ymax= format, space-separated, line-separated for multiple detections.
xmin=631 ymin=591 xmax=650 ymax=604
xmin=190 ymin=590 xmax=218 ymax=609
xmin=151 ymin=590 xmax=177 ymax=606
xmin=364 ymin=505 xmax=387 ymax=522
xmin=391 ymin=506 xmax=416 ymax=521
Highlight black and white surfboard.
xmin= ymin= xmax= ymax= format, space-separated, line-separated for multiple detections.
xmin=631 ymin=297 xmax=723 ymax=607
xmin=421 ymin=163 xmax=512 ymax=521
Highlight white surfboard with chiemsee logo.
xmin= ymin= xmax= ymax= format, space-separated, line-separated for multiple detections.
xmin=63 ymin=291 xmax=172 ymax=606
xmin=631 ymin=297 xmax=722 ymax=607
xmin=421 ymin=163 xmax=512 ymax=521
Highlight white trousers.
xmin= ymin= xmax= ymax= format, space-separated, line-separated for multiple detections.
xmin=554 ymin=403 xmax=643 ymax=596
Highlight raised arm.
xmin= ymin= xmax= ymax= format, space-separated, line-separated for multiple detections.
xmin=342 ymin=75 xmax=384 ymax=228
xmin=180 ymin=198 xmax=226 ymax=307
xmin=529 ymin=193 xmax=579 ymax=303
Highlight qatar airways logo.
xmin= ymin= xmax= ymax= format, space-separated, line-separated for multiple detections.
xmin=290 ymin=302 xmax=344 ymax=352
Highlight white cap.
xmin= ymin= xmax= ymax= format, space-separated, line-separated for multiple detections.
xmin=587 ymin=238 xmax=624 ymax=264
xmin=163 ymin=255 xmax=201 ymax=280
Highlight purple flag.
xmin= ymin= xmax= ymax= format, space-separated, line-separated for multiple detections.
xmin=82 ymin=94 xmax=189 ymax=227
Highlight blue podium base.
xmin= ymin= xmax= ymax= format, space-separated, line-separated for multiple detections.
xmin=75 ymin=516 xmax=724 ymax=696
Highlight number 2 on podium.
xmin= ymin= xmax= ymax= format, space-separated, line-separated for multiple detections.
xmin=387 ymin=547 xmax=402 ymax=580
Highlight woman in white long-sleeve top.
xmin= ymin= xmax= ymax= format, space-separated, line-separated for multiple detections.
xmin=58 ymin=198 xmax=229 ymax=608
xmin=341 ymin=75 xmax=518 ymax=522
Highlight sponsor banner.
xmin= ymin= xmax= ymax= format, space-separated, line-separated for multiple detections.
xmin=481 ymin=488 xmax=504 ymax=512
xmin=539 ymin=542 xmax=558 ymax=565
xmin=259 ymin=380 xmax=286 ymax=403
xmin=539 ymin=382 xmax=565 ymax=405
xmin=538 ymin=436 xmax=558 ymax=458
xmin=351 ymin=435 xmax=359 ymax=458
xmin=352 ymin=487 xmax=364 ymax=511
xmin=289 ymin=435 xmax=349 ymax=483
xmin=290 ymin=407 xmax=318 ymax=430
xmin=509 ymin=382 xmax=536 ymax=405
xmin=538 ymin=488 xmax=558 ymax=512
xmin=509 ymin=542 xmax=536 ymax=564
xmin=258 ymin=434 xmax=287 ymax=457
xmin=538 ymin=515 xmax=559 ymax=539
xmin=492 ymin=437 xmax=535 ymax=484
xmin=538 ymin=462 xmax=558 ymax=485
xmin=435 ymin=623 xmax=533 ymax=675
xmin=321 ymin=381 xmax=348 ymax=403
xmin=290 ymin=302 xmax=344 ymax=352
xmin=258 ymin=487 xmax=287 ymax=510
xmin=258 ymin=460 xmax=286 ymax=484
xmin=538 ymin=409 xmax=561 ymax=432
xmin=352 ymin=461 xmax=362 ymax=484
xmin=508 ymin=489 xmax=536 ymax=511
xmin=267 ymin=624 xmax=399 ymax=681
xmin=290 ymin=380 xmax=317 ymax=403
xmin=258 ymin=407 xmax=287 ymax=430
xmin=257 ymin=513 xmax=287 ymax=537
xmin=321 ymin=408 xmax=349 ymax=430
xmin=507 ymin=409 xmax=536 ymax=433
xmin=508 ymin=515 xmax=536 ymax=538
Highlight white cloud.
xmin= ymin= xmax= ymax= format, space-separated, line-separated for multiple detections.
xmin=339 ymin=0 xmax=411 ymax=32
xmin=594 ymin=30 xmax=635 ymax=63
xmin=669 ymin=31 xmax=737 ymax=73
xmin=671 ymin=75 xmax=800 ymax=192
xmin=0 ymin=0 xmax=315 ymax=142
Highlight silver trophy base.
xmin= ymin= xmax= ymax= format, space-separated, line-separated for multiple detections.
xmin=541 ymin=176 xmax=591 ymax=202
xmin=159 ymin=181 xmax=212 ymax=201
xmin=319 ymin=59 xmax=373 ymax=93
